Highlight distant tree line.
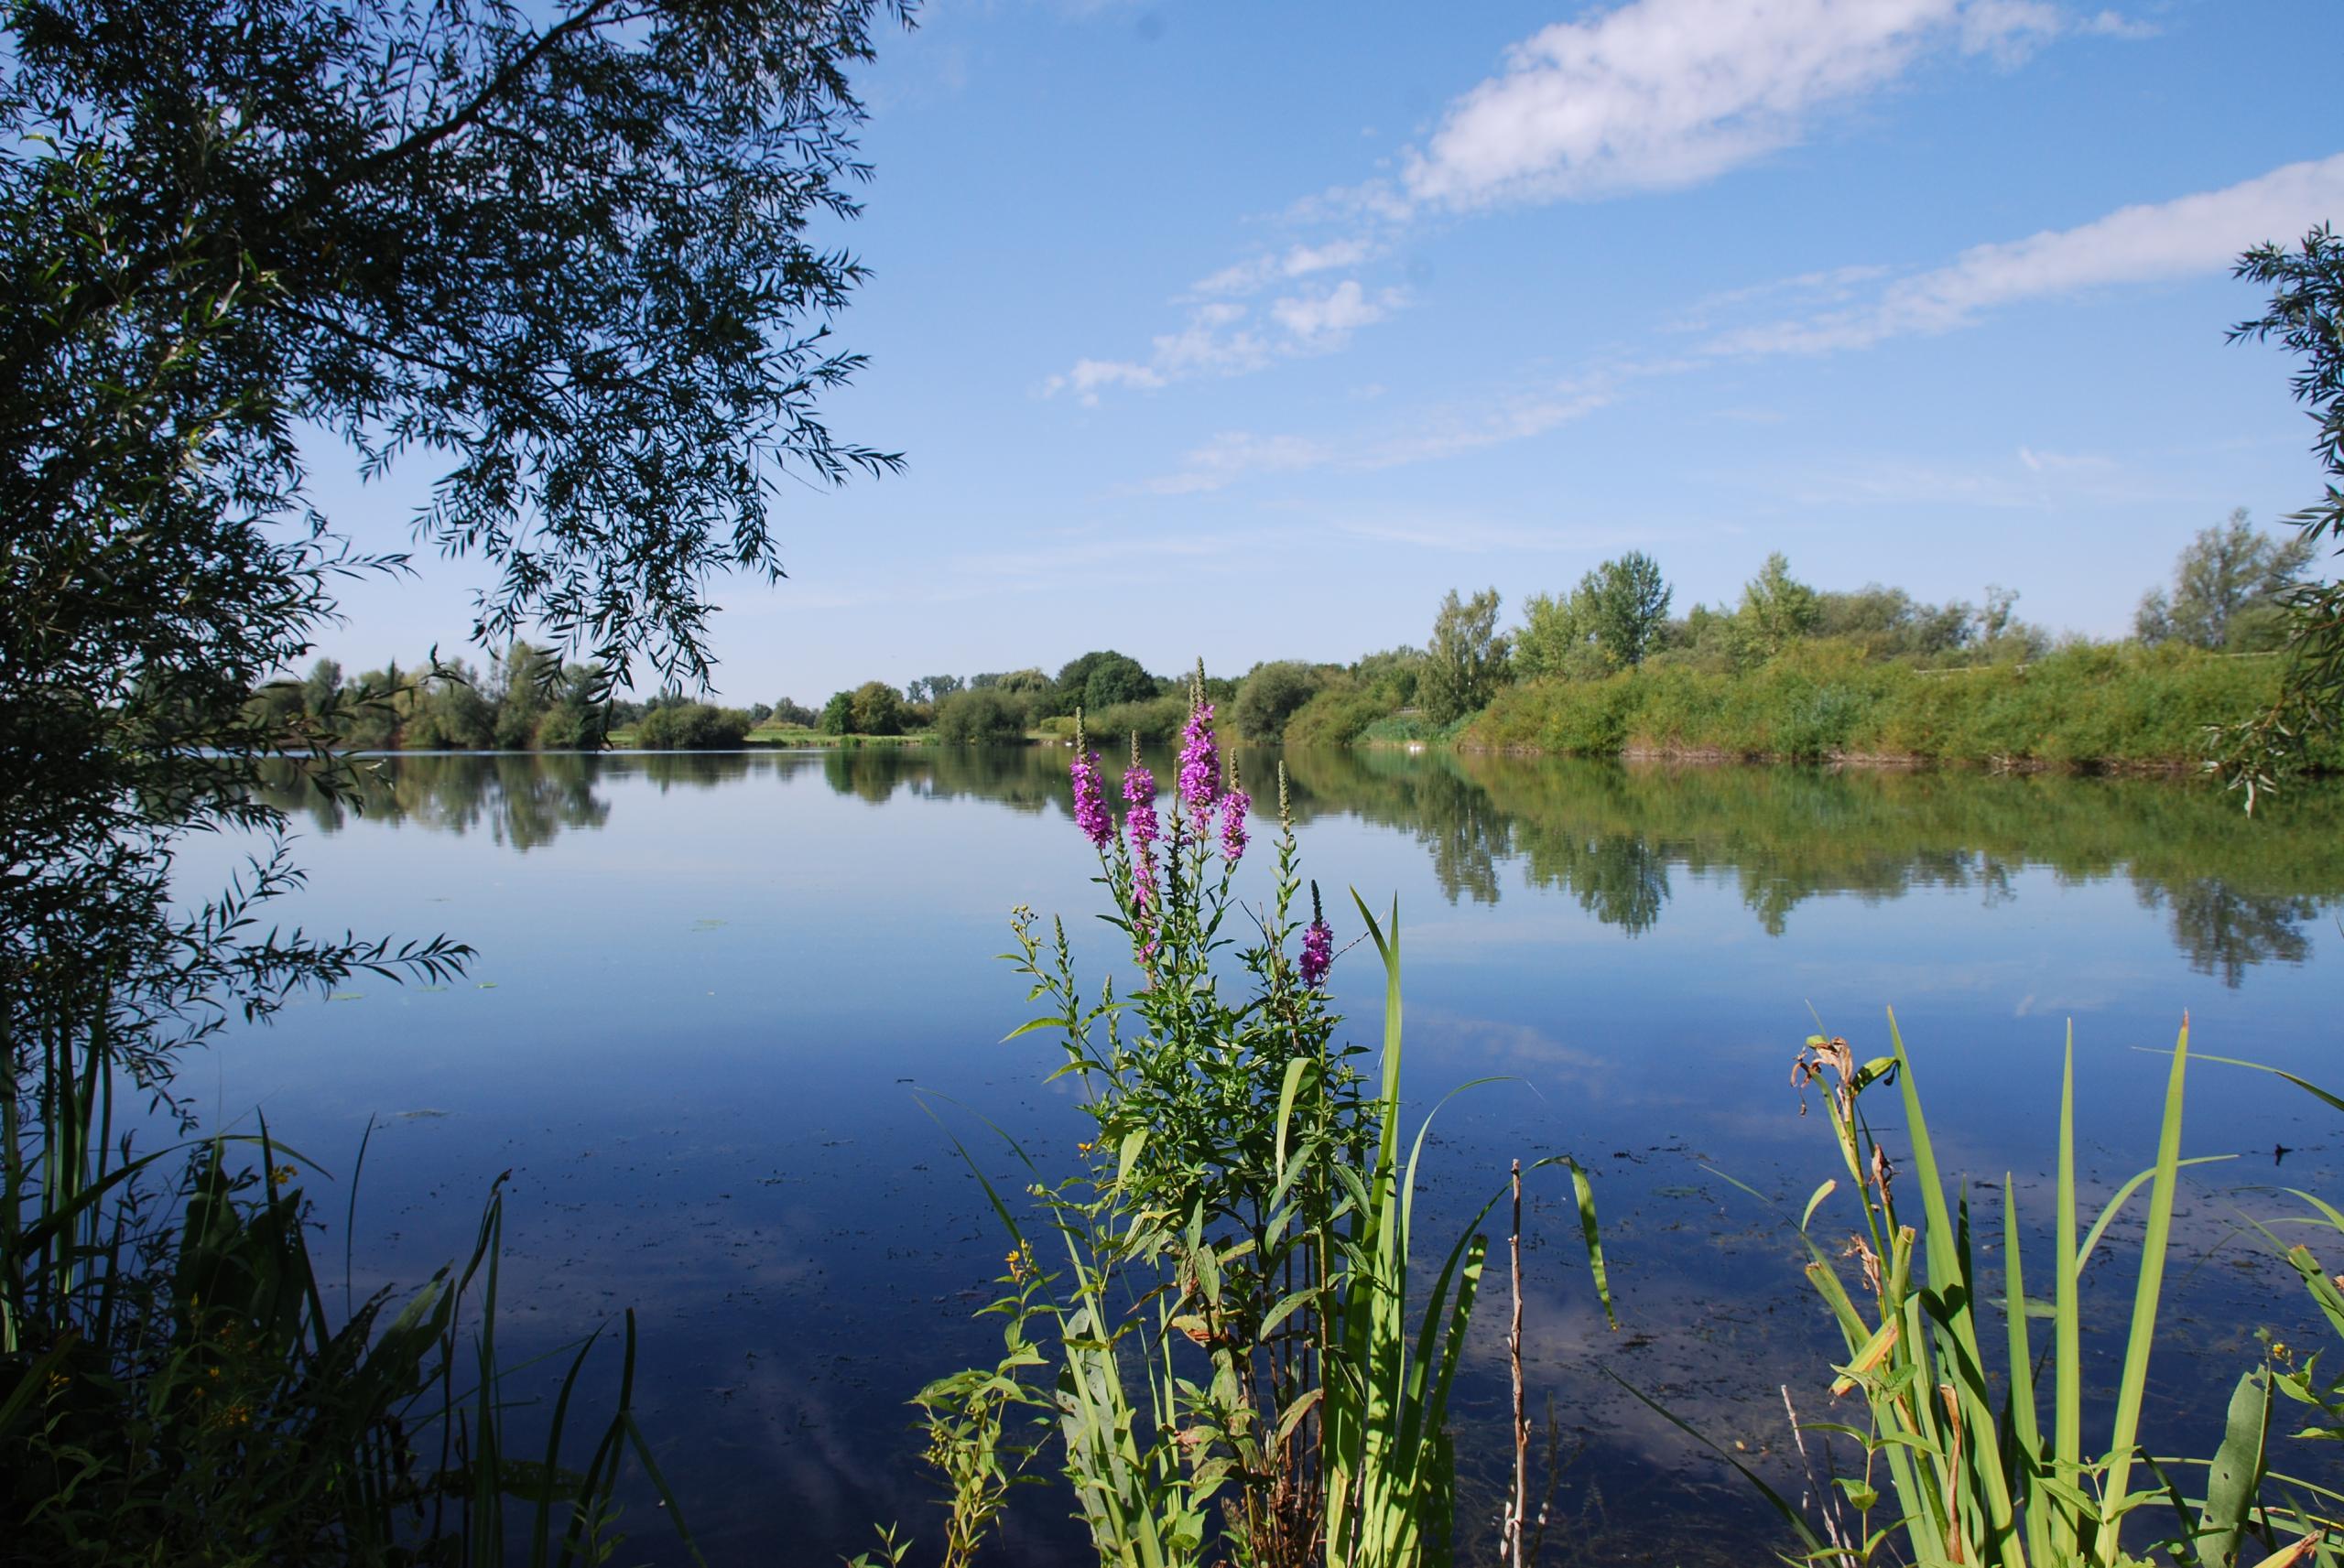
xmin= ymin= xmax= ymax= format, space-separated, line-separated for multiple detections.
xmin=267 ymin=512 xmax=2319 ymax=756
xmin=248 ymin=644 xmax=819 ymax=751
xmin=1200 ymin=515 xmax=2321 ymax=754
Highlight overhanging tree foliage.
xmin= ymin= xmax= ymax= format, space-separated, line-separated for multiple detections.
xmin=2 ymin=1 xmax=908 ymax=1550
xmin=4 ymin=0 xmax=909 ymax=1086
xmin=2217 ymin=223 xmax=2344 ymax=806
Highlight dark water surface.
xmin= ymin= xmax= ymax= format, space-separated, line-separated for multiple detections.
xmin=180 ymin=749 xmax=2344 ymax=1564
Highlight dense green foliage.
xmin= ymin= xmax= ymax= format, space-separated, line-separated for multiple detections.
xmin=850 ymin=679 xmax=911 ymax=736
xmin=1038 ymin=649 xmax=1162 ymax=717
xmin=2213 ymin=226 xmax=2344 ymax=800
xmin=1230 ymin=660 xmax=1327 ymax=740
xmin=1517 ymin=550 xmax=1672 ymax=676
xmin=1466 ymin=640 xmax=2335 ymax=769
xmin=634 ymin=701 xmax=754 ymax=750
xmin=1281 ymin=687 xmax=1392 ymax=747
xmin=1420 ymin=588 xmax=1511 ymax=725
xmin=252 ymin=643 xmax=623 ymax=751
xmin=933 ymin=687 xmax=1028 ymax=745
xmin=1045 ymin=693 xmax=1188 ymax=745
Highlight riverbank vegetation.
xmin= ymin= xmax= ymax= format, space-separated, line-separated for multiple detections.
xmin=274 ymin=511 xmax=2333 ymax=773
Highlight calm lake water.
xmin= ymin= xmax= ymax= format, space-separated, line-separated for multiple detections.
xmin=181 ymin=748 xmax=2344 ymax=1564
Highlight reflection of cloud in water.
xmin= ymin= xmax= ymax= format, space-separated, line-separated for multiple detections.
xmin=1409 ymin=1006 xmax=1612 ymax=1082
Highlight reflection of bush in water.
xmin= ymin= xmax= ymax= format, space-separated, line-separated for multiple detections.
xmin=814 ymin=742 xmax=1066 ymax=814
xmin=260 ymin=748 xmax=2344 ymax=981
xmin=1282 ymin=749 xmax=2344 ymax=979
xmin=637 ymin=752 xmax=755 ymax=791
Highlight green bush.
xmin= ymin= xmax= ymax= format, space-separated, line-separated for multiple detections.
xmin=635 ymin=702 xmax=753 ymax=750
xmin=848 ymin=679 xmax=909 ymax=736
xmin=1282 ymin=688 xmax=1392 ymax=747
xmin=532 ymin=704 xmax=591 ymax=750
xmin=1075 ymin=694 xmax=1187 ymax=745
xmin=1232 ymin=661 xmax=1325 ymax=741
xmin=934 ymin=687 xmax=1030 ymax=746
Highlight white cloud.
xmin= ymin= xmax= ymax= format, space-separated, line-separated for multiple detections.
xmin=1355 ymin=385 xmax=1615 ymax=469
xmin=1059 ymin=3 xmax=2146 ymax=403
xmin=1188 ymin=236 xmax=1384 ymax=298
xmin=1666 ymin=264 xmax=1892 ymax=331
xmin=1707 ymin=153 xmax=2344 ymax=356
xmin=1142 ymin=378 xmax=1614 ymax=494
xmin=1187 ymin=258 xmax=1273 ymax=297
xmin=1396 ymin=0 xmax=2103 ymax=211
xmin=1051 ymin=281 xmax=1407 ymax=397
xmin=2016 ymin=445 xmax=2113 ymax=474
xmin=1270 ymin=281 xmax=1404 ymax=349
xmin=1064 ymin=0 xmax=2145 ymax=403
xmin=1145 ymin=431 xmax=1334 ymax=495
xmin=1048 ymin=359 xmax=1167 ymax=401
xmin=1044 ymin=303 xmax=1270 ymax=402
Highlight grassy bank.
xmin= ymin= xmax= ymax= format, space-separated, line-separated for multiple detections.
xmin=1456 ymin=642 xmax=2344 ymax=771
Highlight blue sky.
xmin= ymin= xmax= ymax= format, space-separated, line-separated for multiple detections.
xmin=320 ymin=0 xmax=2344 ymax=706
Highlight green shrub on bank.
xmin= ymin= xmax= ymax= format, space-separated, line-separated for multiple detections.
xmin=635 ymin=701 xmax=754 ymax=750
xmin=1282 ymin=687 xmax=1394 ymax=747
xmin=933 ymin=687 xmax=1031 ymax=745
xmin=1038 ymin=694 xmax=1187 ymax=744
xmin=1465 ymin=642 xmax=2341 ymax=769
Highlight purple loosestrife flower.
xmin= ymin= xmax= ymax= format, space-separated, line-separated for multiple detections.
xmin=1123 ymin=737 xmax=1161 ymax=946
xmin=1299 ymin=915 xmax=1333 ymax=989
xmin=1123 ymin=754 xmax=1159 ymax=854
xmin=1069 ymin=746 xmax=1112 ymax=849
xmin=1219 ymin=787 xmax=1250 ymax=865
xmin=1177 ymin=700 xmax=1220 ymax=827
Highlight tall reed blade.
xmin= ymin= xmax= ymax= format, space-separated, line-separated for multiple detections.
xmin=2093 ymin=1018 xmax=2190 ymax=1563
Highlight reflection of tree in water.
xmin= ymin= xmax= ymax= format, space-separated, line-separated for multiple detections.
xmin=251 ymin=753 xmax=610 ymax=851
xmin=2139 ymin=880 xmax=2317 ymax=989
xmin=812 ymin=745 xmax=1061 ymax=813
xmin=637 ymin=752 xmax=756 ymax=792
xmin=1535 ymin=831 xmax=1669 ymax=935
xmin=1291 ymin=750 xmax=2343 ymax=973
xmin=823 ymin=747 xmax=904 ymax=805
xmin=914 ymin=745 xmax=1059 ymax=814
xmin=261 ymin=747 xmax=2344 ymax=979
xmin=1281 ymin=747 xmax=1507 ymax=903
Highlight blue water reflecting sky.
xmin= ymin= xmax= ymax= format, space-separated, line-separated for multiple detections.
xmin=170 ymin=752 xmax=2344 ymax=1563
